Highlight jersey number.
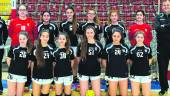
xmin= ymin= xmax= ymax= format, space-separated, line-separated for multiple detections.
xmin=88 ymin=47 xmax=94 ymax=55
xmin=59 ymin=52 xmax=66 ymax=59
xmin=136 ymin=52 xmax=143 ymax=57
xmin=115 ymin=49 xmax=121 ymax=55
xmin=19 ymin=51 xmax=26 ymax=58
xmin=44 ymin=52 xmax=50 ymax=59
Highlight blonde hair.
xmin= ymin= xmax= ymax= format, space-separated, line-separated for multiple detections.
xmin=107 ymin=9 xmax=119 ymax=25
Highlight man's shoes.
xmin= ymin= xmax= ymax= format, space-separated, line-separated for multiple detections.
xmin=159 ymin=90 xmax=168 ymax=96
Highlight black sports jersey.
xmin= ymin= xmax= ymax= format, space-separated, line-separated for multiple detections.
xmin=8 ymin=46 xmax=30 ymax=76
xmin=102 ymin=44 xmax=129 ymax=77
xmin=0 ymin=17 xmax=8 ymax=46
xmin=53 ymin=47 xmax=74 ymax=77
xmin=31 ymin=45 xmax=54 ymax=79
xmin=104 ymin=23 xmax=126 ymax=45
xmin=59 ymin=20 xmax=79 ymax=46
xmin=129 ymin=45 xmax=152 ymax=76
xmin=77 ymin=22 xmax=102 ymax=40
xmin=38 ymin=22 xmax=59 ymax=47
xmin=77 ymin=41 xmax=103 ymax=76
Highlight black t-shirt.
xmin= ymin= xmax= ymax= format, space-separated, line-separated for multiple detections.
xmin=77 ymin=41 xmax=103 ymax=76
xmin=8 ymin=46 xmax=30 ymax=76
xmin=0 ymin=17 xmax=8 ymax=46
xmin=59 ymin=20 xmax=79 ymax=46
xmin=102 ymin=44 xmax=129 ymax=77
xmin=53 ymin=47 xmax=75 ymax=77
xmin=77 ymin=22 xmax=102 ymax=40
xmin=38 ymin=22 xmax=59 ymax=47
xmin=129 ymin=45 xmax=152 ymax=76
xmin=31 ymin=45 xmax=54 ymax=79
xmin=104 ymin=23 xmax=126 ymax=45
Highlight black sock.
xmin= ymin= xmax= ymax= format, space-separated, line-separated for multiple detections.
xmin=40 ymin=93 xmax=49 ymax=96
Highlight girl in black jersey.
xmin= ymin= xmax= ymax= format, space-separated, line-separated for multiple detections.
xmin=104 ymin=9 xmax=126 ymax=45
xmin=53 ymin=33 xmax=75 ymax=96
xmin=6 ymin=31 xmax=32 ymax=96
xmin=77 ymin=26 xmax=103 ymax=96
xmin=102 ymin=29 xmax=128 ymax=96
xmin=38 ymin=11 xmax=59 ymax=48
xmin=31 ymin=29 xmax=54 ymax=96
xmin=129 ymin=31 xmax=152 ymax=96
xmin=77 ymin=8 xmax=102 ymax=40
xmin=59 ymin=6 xmax=79 ymax=83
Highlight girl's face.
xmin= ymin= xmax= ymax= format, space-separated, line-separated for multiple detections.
xmin=110 ymin=12 xmax=119 ymax=22
xmin=162 ymin=1 xmax=170 ymax=14
xmin=112 ymin=32 xmax=122 ymax=44
xmin=86 ymin=28 xmax=95 ymax=40
xmin=136 ymin=12 xmax=144 ymax=22
xmin=58 ymin=35 xmax=67 ymax=47
xmin=135 ymin=33 xmax=144 ymax=44
xmin=19 ymin=34 xmax=28 ymax=47
xmin=87 ymin=10 xmax=96 ymax=21
xmin=40 ymin=32 xmax=49 ymax=44
xmin=43 ymin=12 xmax=50 ymax=22
xmin=18 ymin=5 xmax=28 ymax=17
xmin=66 ymin=9 xmax=74 ymax=20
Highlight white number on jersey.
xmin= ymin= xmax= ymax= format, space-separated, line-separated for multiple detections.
xmin=59 ymin=52 xmax=66 ymax=59
xmin=88 ymin=47 xmax=94 ymax=55
xmin=115 ymin=49 xmax=121 ymax=55
xmin=136 ymin=52 xmax=143 ymax=57
xmin=44 ymin=52 xmax=50 ymax=59
xmin=19 ymin=51 xmax=27 ymax=58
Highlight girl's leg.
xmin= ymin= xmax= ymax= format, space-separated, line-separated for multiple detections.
xmin=55 ymin=84 xmax=63 ymax=95
xmin=16 ymin=82 xmax=25 ymax=96
xmin=41 ymin=84 xmax=51 ymax=95
xmin=32 ymin=81 xmax=41 ymax=96
xmin=119 ymin=79 xmax=128 ymax=96
xmin=131 ymin=81 xmax=140 ymax=96
xmin=108 ymin=80 xmax=118 ymax=96
xmin=64 ymin=84 xmax=72 ymax=95
xmin=80 ymin=80 xmax=88 ymax=96
xmin=91 ymin=79 xmax=100 ymax=96
xmin=7 ymin=80 xmax=16 ymax=96
xmin=142 ymin=82 xmax=151 ymax=96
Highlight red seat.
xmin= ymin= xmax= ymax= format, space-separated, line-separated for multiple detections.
xmin=28 ymin=0 xmax=38 ymax=4
xmin=38 ymin=4 xmax=47 ymax=12
xmin=40 ymin=0 xmax=51 ymax=3
xmin=97 ymin=4 xmax=107 ymax=12
xmin=74 ymin=0 xmax=84 ymax=3
xmin=49 ymin=4 xmax=59 ymax=12
xmin=86 ymin=0 xmax=96 ymax=3
xmin=50 ymin=12 xmax=57 ymax=21
xmin=27 ymin=4 xmax=36 ymax=12
xmin=75 ymin=5 xmax=84 ymax=12
xmin=132 ymin=5 xmax=143 ymax=11
xmin=122 ymin=0 xmax=129 ymax=4
xmin=108 ymin=0 xmax=118 ymax=3
xmin=54 ymin=0 xmax=61 ymax=3
xmin=123 ymin=5 xmax=131 ymax=12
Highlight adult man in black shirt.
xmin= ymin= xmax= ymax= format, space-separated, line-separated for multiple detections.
xmin=0 ymin=17 xmax=8 ymax=94
xmin=154 ymin=0 xmax=170 ymax=95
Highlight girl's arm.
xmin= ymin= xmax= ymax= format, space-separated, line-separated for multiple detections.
xmin=101 ymin=59 xmax=107 ymax=69
xmin=149 ymin=58 xmax=153 ymax=65
xmin=6 ymin=57 xmax=11 ymax=66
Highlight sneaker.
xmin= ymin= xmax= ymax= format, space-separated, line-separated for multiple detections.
xmin=159 ymin=90 xmax=168 ymax=96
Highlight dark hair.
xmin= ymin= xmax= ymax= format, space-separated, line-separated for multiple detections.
xmin=41 ymin=11 xmax=51 ymax=22
xmin=107 ymin=9 xmax=119 ymax=25
xmin=66 ymin=6 xmax=78 ymax=34
xmin=19 ymin=31 xmax=33 ymax=53
xmin=58 ymin=32 xmax=71 ymax=54
xmin=135 ymin=10 xmax=145 ymax=16
xmin=80 ymin=26 xmax=96 ymax=60
xmin=111 ymin=28 xmax=124 ymax=44
xmin=86 ymin=8 xmax=100 ymax=25
xmin=36 ymin=29 xmax=49 ymax=67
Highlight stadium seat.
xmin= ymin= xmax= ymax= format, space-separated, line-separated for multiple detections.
xmin=27 ymin=4 xmax=36 ymax=12
xmin=49 ymin=4 xmax=59 ymax=12
xmin=38 ymin=4 xmax=47 ymax=12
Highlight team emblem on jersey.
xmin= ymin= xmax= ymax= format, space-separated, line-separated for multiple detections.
xmin=0 ymin=24 xmax=2 ymax=28
xmin=49 ymin=26 xmax=52 ymax=30
xmin=89 ymin=47 xmax=94 ymax=55
xmin=144 ymin=49 xmax=147 ymax=52
xmin=69 ymin=25 xmax=73 ymax=31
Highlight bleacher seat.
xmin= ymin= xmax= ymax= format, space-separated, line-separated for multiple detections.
xmin=38 ymin=4 xmax=48 ymax=12
xmin=49 ymin=4 xmax=59 ymax=12
xmin=28 ymin=0 xmax=38 ymax=4
xmin=27 ymin=4 xmax=36 ymax=12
